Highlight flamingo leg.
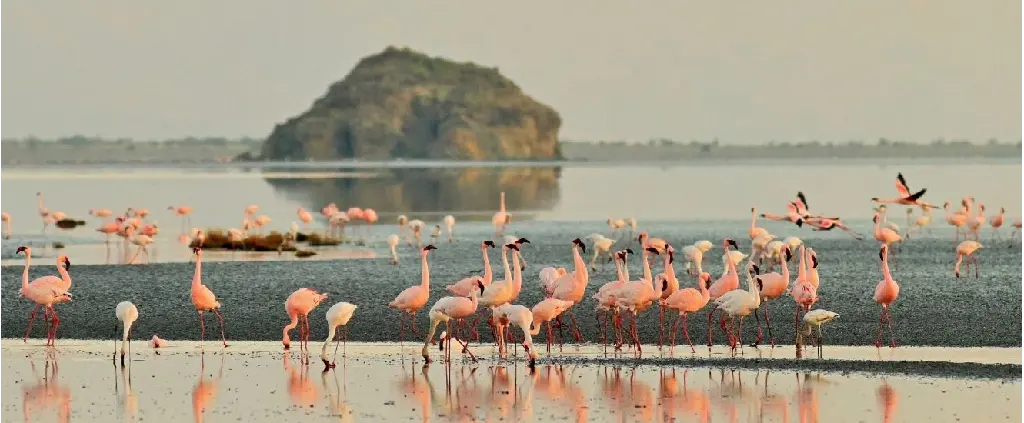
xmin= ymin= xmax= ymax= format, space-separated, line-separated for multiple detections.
xmin=48 ymin=307 xmax=60 ymax=345
xmin=763 ymin=306 xmax=776 ymax=347
xmin=545 ymin=321 xmax=553 ymax=353
xmin=398 ymin=312 xmax=406 ymax=344
xmin=682 ymin=314 xmax=697 ymax=354
xmin=24 ymin=304 xmax=42 ymax=343
xmin=706 ymin=306 xmax=719 ymax=347
xmin=214 ymin=309 xmax=228 ymax=347
xmin=198 ymin=311 xmax=207 ymax=345
xmin=567 ymin=309 xmax=584 ymax=342
xmin=669 ymin=314 xmax=680 ymax=347
xmin=409 ymin=311 xmax=419 ymax=334
xmin=885 ymin=308 xmax=897 ymax=348
xmin=751 ymin=307 xmax=764 ymax=347
xmin=658 ymin=305 xmax=666 ymax=347
xmin=874 ymin=306 xmax=885 ymax=348
xmin=975 ymin=254 xmax=980 ymax=278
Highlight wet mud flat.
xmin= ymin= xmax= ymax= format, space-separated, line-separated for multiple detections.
xmin=2 ymin=225 xmax=1021 ymax=350
xmin=2 ymin=341 xmax=1020 ymax=423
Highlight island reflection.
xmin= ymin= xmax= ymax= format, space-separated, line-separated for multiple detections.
xmin=264 ymin=166 xmax=562 ymax=220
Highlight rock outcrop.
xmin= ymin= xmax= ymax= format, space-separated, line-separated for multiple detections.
xmin=252 ymin=47 xmax=562 ymax=161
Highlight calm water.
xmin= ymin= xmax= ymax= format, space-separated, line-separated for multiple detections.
xmin=2 ymin=342 xmax=1020 ymax=423
xmin=1 ymin=160 xmax=1020 ymax=233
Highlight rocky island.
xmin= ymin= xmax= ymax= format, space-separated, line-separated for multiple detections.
xmin=248 ymin=46 xmax=563 ymax=161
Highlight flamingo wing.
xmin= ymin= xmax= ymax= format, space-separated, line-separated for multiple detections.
xmin=907 ymin=188 xmax=927 ymax=201
xmin=895 ymin=173 xmax=911 ymax=197
xmin=796 ymin=192 xmax=809 ymax=210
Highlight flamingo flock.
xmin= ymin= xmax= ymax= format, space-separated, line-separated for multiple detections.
xmin=7 ymin=171 xmax=1021 ymax=370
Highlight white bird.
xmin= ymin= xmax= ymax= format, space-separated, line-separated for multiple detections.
xmin=125 ymin=226 xmax=154 ymax=264
xmin=491 ymin=304 xmax=539 ymax=367
xmin=680 ymin=240 xmax=714 ymax=276
xmin=538 ymin=267 xmax=568 ymax=295
xmin=709 ymin=265 xmax=762 ymax=349
xmin=442 ymin=215 xmax=456 ymax=243
xmin=321 ymin=302 xmax=358 ymax=368
xmin=586 ymin=233 xmax=616 ymax=271
xmin=115 ymin=301 xmax=139 ymax=367
xmin=799 ymin=309 xmax=839 ymax=359
xmin=721 ymin=250 xmax=748 ymax=271
xmin=408 ymin=220 xmax=425 ymax=248
xmin=387 ymin=234 xmax=401 ymax=265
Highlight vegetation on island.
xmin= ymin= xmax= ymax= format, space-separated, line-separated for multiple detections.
xmin=249 ymin=46 xmax=563 ymax=162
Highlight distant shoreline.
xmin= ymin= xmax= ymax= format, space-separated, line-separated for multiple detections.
xmin=1 ymin=137 xmax=1019 ymax=165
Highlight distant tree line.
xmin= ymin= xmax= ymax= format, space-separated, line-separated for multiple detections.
xmin=3 ymin=136 xmax=264 ymax=149
xmin=562 ymin=137 xmax=1022 ymax=149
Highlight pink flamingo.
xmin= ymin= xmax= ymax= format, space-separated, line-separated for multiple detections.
xmin=89 ymin=208 xmax=113 ymax=218
xmin=749 ymin=208 xmax=769 ymax=240
xmin=364 ymin=208 xmax=379 ymax=235
xmin=388 ymin=245 xmax=438 ymax=342
xmin=593 ymin=250 xmax=630 ymax=346
xmin=661 ymin=271 xmax=713 ymax=353
xmin=421 ymin=280 xmax=483 ymax=363
xmin=705 ymin=238 xmax=741 ymax=345
xmin=531 ymin=297 xmax=575 ymax=353
xmin=954 ymin=240 xmax=983 ymax=278
xmin=873 ymin=211 xmax=903 ymax=250
xmin=944 ymin=201 xmax=970 ymax=242
xmin=167 ymin=205 xmax=193 ymax=234
xmin=445 ymin=241 xmax=496 ymax=296
xmin=125 ymin=226 xmax=154 ymax=264
xmin=638 ymin=231 xmax=668 ymax=253
xmin=873 ymin=244 xmax=900 ymax=348
xmin=548 ymin=238 xmax=590 ymax=342
xmin=347 ymin=207 xmax=365 ymax=238
xmin=989 ymin=207 xmax=1006 ymax=238
xmin=150 ymin=334 xmax=169 ymax=348
xmin=282 ymin=288 xmax=329 ymax=356
xmin=36 ymin=192 xmax=51 ymax=234
xmin=1 ymin=211 xmax=10 ymax=239
xmin=134 ymin=208 xmax=151 ymax=220
xmin=967 ymin=204 xmax=986 ymax=241
xmin=759 ymin=202 xmax=805 ymax=226
xmin=789 ymin=247 xmax=818 ymax=355
xmin=297 ymin=207 xmax=313 ymax=229
xmin=871 ymin=173 xmax=937 ymax=208
xmin=1011 ymin=217 xmax=1023 ymax=241
xmin=96 ymin=218 xmax=122 ymax=244
xmin=751 ymin=245 xmax=793 ymax=346
xmin=654 ymin=245 xmax=680 ymax=346
xmin=606 ymin=247 xmax=664 ymax=353
xmin=471 ymin=243 xmax=524 ymax=341
xmin=16 ymin=247 xmax=72 ymax=345
xmin=190 ymin=248 xmax=228 ymax=348
xmin=804 ymin=218 xmax=864 ymax=240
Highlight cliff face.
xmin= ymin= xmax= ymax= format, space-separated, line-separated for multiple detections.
xmin=255 ymin=47 xmax=563 ymax=161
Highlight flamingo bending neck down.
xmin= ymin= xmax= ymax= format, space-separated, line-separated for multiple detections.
xmin=282 ymin=288 xmax=329 ymax=357
xmin=954 ymin=241 xmax=983 ymax=279
xmin=320 ymin=302 xmax=358 ymax=369
xmin=115 ymin=301 xmax=139 ymax=367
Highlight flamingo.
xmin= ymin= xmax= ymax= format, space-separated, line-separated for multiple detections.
xmin=708 ymin=239 xmax=741 ymax=300
xmin=759 ymin=202 xmax=805 ymax=227
xmin=346 ymin=207 xmax=365 ymax=238
xmin=871 ymin=173 xmax=937 ymax=208
xmin=806 ymin=247 xmax=820 ymax=289
xmin=36 ymin=192 xmax=51 ymax=233
xmin=586 ymin=233 xmax=616 ymax=272
xmin=190 ymin=247 xmax=228 ymax=348
xmin=114 ymin=301 xmax=139 ymax=367
xmin=407 ymin=220 xmax=425 ymax=248
xmin=1011 ymin=217 xmax=1023 ymax=242
xmin=492 ymin=191 xmax=509 ymax=237
xmin=282 ymin=288 xmax=329 ymax=357
xmin=89 ymin=208 xmax=113 ymax=218
xmin=637 ymin=231 xmax=668 ymax=253
xmin=873 ymin=211 xmax=903 ymax=251
xmin=654 ymin=245 xmax=680 ymax=346
xmin=388 ymin=245 xmax=438 ymax=342
xmin=749 ymin=208 xmax=769 ymax=240
xmin=605 ymin=247 xmax=664 ymax=352
xmin=150 ymin=335 xmax=169 ymax=348
xmin=97 ymin=218 xmax=122 ymax=243
xmin=680 ymin=240 xmax=714 ymax=276
xmin=445 ymin=241 xmax=497 ymax=296
xmin=1 ymin=211 xmax=10 ymax=239
xmin=708 ymin=264 xmax=762 ymax=350
xmin=954 ymin=240 xmax=983 ymax=278
xmin=906 ymin=204 xmax=935 ymax=238
xmin=442 ymin=215 xmax=456 ymax=243
xmin=492 ymin=303 xmax=539 ymax=367
xmin=967 ymin=204 xmax=987 ymax=241
xmin=548 ymin=238 xmax=590 ymax=342
xmin=790 ymin=246 xmax=819 ymax=355
xmin=421 ymin=280 xmax=484 ymax=363
xmin=167 ymin=205 xmax=193 ymax=234
xmin=944 ymin=201 xmax=970 ymax=242
xmin=297 ymin=207 xmax=313 ymax=229
xmin=873 ymin=244 xmax=900 ymax=348
xmin=125 ymin=225 xmax=154 ymax=264
xmin=989 ymin=207 xmax=1006 ymax=239
xmin=798 ymin=309 xmax=839 ymax=359
xmin=592 ymin=249 xmax=630 ymax=347
xmin=472 ymin=243 xmax=525 ymax=340
xmin=364 ymin=208 xmax=379 ymax=238
xmin=751 ymin=245 xmax=793 ymax=346
xmin=660 ymin=272 xmax=713 ymax=353
xmin=387 ymin=234 xmax=401 ymax=264
xmin=607 ymin=217 xmax=626 ymax=238
xmin=397 ymin=215 xmax=409 ymax=244
xmin=16 ymin=247 xmax=72 ymax=345
xmin=320 ymin=302 xmax=358 ymax=368
xmin=805 ymin=217 xmax=864 ymax=240
xmin=532 ymin=297 xmax=576 ymax=353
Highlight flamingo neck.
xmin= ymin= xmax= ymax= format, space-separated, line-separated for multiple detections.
xmin=481 ymin=247 xmax=493 ymax=284
xmin=881 ymin=251 xmax=894 ymax=283
xmin=781 ymin=252 xmax=791 ymax=282
xmin=511 ymin=250 xmax=522 ymax=291
xmin=698 ymin=276 xmax=710 ymax=300
xmin=572 ymin=246 xmax=587 ymax=284
xmin=501 ymin=248 xmax=511 ymax=282
xmin=192 ymin=254 xmax=203 ymax=289
xmin=796 ymin=246 xmax=807 ymax=280
xmin=622 ymin=255 xmax=631 ymax=282
xmin=22 ymin=252 xmax=31 ymax=292
xmin=420 ymin=253 xmax=430 ymax=289
xmin=641 ymin=249 xmax=653 ymax=282
xmin=724 ymin=245 xmax=738 ymax=280
xmin=750 ymin=209 xmax=757 ymax=230
xmin=282 ymin=313 xmax=298 ymax=344
xmin=56 ymin=260 xmax=71 ymax=288
xmin=614 ymin=255 xmax=624 ymax=283
xmin=499 ymin=192 xmax=506 ymax=213
xmin=664 ymin=254 xmax=677 ymax=284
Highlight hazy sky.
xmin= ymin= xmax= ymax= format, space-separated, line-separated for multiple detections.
xmin=2 ymin=1 xmax=1020 ymax=143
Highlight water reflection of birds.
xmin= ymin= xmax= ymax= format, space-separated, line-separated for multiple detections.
xmin=396 ymin=361 xmax=431 ymax=423
xmin=530 ymin=365 xmax=589 ymax=423
xmin=113 ymin=362 xmax=139 ymax=422
xmin=795 ymin=373 xmax=835 ymax=423
xmin=756 ymin=370 xmax=789 ymax=423
xmin=675 ymin=370 xmax=711 ymax=423
xmin=877 ymin=378 xmax=898 ymax=423
xmin=625 ymin=367 xmax=655 ymax=423
xmin=321 ymin=365 xmax=354 ymax=422
xmin=711 ymin=369 xmax=758 ymax=423
xmin=427 ymin=364 xmax=481 ymax=422
xmin=192 ymin=354 xmax=223 ymax=423
xmin=22 ymin=352 xmax=71 ymax=423
xmin=284 ymin=353 xmax=318 ymax=408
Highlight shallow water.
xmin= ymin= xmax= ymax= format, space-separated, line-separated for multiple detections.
xmin=2 ymin=341 xmax=1019 ymax=423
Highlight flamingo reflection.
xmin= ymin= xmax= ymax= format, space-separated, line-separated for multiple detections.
xmin=795 ymin=373 xmax=835 ymax=423
xmin=22 ymin=351 xmax=71 ymax=423
xmin=530 ymin=365 xmax=589 ymax=423
xmin=113 ymin=362 xmax=138 ymax=422
xmin=283 ymin=353 xmax=318 ymax=408
xmin=395 ymin=361 xmax=431 ymax=422
xmin=877 ymin=378 xmax=898 ymax=423
xmin=192 ymin=354 xmax=223 ymax=423
xmin=321 ymin=366 xmax=354 ymax=422
xmin=674 ymin=370 xmax=711 ymax=423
